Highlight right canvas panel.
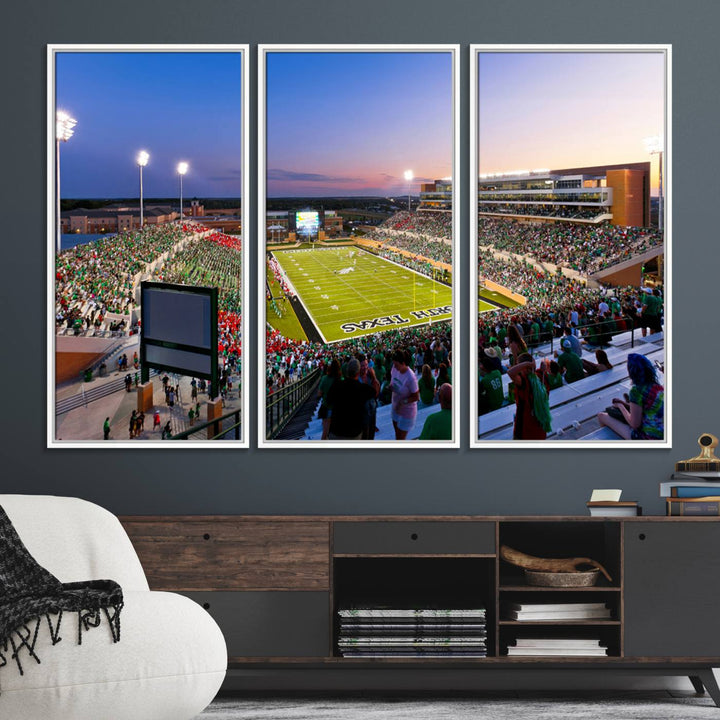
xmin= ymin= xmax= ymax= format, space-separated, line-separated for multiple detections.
xmin=471 ymin=46 xmax=670 ymax=447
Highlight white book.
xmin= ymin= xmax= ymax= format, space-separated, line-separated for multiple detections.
xmin=509 ymin=602 xmax=606 ymax=612
xmin=588 ymin=506 xmax=638 ymax=517
xmin=660 ymin=478 xmax=720 ymax=496
xmin=507 ymin=647 xmax=608 ymax=657
xmin=513 ymin=638 xmax=603 ymax=648
xmin=508 ymin=609 xmax=611 ymax=621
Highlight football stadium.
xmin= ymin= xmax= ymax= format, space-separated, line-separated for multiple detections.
xmin=475 ymin=166 xmax=666 ymax=444
xmin=264 ymin=202 xmax=455 ymax=442
xmin=54 ymin=223 xmax=244 ymax=442
xmin=269 ymin=246 xmax=451 ymax=343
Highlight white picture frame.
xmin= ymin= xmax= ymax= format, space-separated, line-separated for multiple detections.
xmin=47 ymin=44 xmax=250 ymax=448
xmin=470 ymin=45 xmax=671 ymax=448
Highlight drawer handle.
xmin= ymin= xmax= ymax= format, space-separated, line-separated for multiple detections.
xmin=410 ymin=533 xmax=419 ymax=541
xmin=203 ymin=602 xmax=211 ymax=610
xmin=203 ymin=533 xmax=211 ymax=540
xmin=638 ymin=533 xmax=646 ymax=541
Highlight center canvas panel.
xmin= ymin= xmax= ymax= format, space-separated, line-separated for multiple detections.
xmin=259 ymin=47 xmax=458 ymax=447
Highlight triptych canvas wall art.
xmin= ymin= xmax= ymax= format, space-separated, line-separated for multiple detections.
xmin=47 ymin=44 xmax=669 ymax=449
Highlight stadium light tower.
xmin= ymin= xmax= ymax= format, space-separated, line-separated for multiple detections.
xmin=403 ymin=169 xmax=414 ymax=212
xmin=177 ymin=161 xmax=189 ymax=221
xmin=137 ymin=151 xmax=149 ymax=229
xmin=56 ymin=111 xmax=77 ymax=253
xmin=643 ymin=136 xmax=663 ymax=234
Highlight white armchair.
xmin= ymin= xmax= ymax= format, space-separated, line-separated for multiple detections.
xmin=0 ymin=495 xmax=226 ymax=720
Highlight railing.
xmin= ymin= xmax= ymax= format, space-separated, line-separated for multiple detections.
xmin=266 ymin=368 xmax=322 ymax=440
xmin=56 ymin=369 xmax=159 ymax=415
xmin=545 ymin=316 xmax=635 ymax=355
xmin=56 ymin=326 xmax=129 ymax=339
xmin=169 ymin=408 xmax=242 ymax=441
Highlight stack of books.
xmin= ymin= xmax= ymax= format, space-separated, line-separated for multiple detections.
xmin=661 ymin=472 xmax=720 ymax=516
xmin=506 ymin=637 xmax=608 ymax=657
xmin=336 ymin=607 xmax=487 ymax=657
xmin=504 ymin=602 xmax=612 ymax=621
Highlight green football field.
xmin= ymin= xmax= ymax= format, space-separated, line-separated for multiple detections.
xmin=478 ymin=287 xmax=524 ymax=314
xmin=272 ymin=247 xmax=452 ymax=343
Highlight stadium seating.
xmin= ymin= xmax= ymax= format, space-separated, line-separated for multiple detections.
xmin=478 ymin=331 xmax=664 ymax=441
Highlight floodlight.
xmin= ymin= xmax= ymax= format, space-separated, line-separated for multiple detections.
xmin=177 ymin=162 xmax=189 ymax=220
xmin=56 ymin=111 xmax=77 ymax=142
xmin=137 ymin=151 xmax=150 ymax=228
xmin=55 ymin=111 xmax=77 ymax=253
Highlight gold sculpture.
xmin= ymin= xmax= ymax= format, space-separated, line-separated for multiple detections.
xmin=675 ymin=434 xmax=720 ymax=473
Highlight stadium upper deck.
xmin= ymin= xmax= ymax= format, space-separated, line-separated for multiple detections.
xmin=478 ymin=162 xmax=651 ymax=226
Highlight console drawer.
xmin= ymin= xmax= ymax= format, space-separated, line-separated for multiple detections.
xmin=333 ymin=521 xmax=495 ymax=555
xmin=122 ymin=519 xmax=330 ymax=590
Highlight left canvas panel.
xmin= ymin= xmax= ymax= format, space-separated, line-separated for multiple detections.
xmin=48 ymin=46 xmax=249 ymax=447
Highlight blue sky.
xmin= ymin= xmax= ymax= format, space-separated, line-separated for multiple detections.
xmin=56 ymin=51 xmax=243 ymax=198
xmin=266 ymin=51 xmax=453 ymax=197
xmin=478 ymin=51 xmax=665 ymax=190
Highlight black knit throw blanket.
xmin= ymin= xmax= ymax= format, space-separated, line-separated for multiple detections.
xmin=0 ymin=505 xmax=123 ymax=684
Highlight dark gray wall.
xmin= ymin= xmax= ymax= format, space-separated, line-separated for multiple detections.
xmin=2 ymin=0 xmax=717 ymax=517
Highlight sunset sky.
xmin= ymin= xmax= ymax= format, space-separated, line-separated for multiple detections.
xmin=478 ymin=51 xmax=666 ymax=192
xmin=266 ymin=51 xmax=453 ymax=197
xmin=55 ymin=52 xmax=243 ymax=198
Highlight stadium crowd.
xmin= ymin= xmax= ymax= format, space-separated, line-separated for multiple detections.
xmin=479 ymin=204 xmax=604 ymax=220
xmin=155 ymin=231 xmax=243 ymax=313
xmin=267 ymin=254 xmax=296 ymax=299
xmin=55 ymin=223 xmax=201 ymax=331
xmin=266 ymin=321 xmax=453 ymax=440
xmin=478 ymin=217 xmax=662 ymax=274
xmin=380 ymin=210 xmax=452 ymax=240
xmin=154 ymin=231 xmax=244 ymax=370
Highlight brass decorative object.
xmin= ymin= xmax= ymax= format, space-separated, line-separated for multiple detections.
xmin=500 ymin=545 xmax=613 ymax=583
xmin=675 ymin=434 xmax=720 ymax=473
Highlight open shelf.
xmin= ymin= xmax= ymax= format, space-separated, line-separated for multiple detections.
xmin=333 ymin=557 xmax=495 ymax=658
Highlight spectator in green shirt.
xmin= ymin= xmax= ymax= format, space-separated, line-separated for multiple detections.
xmin=478 ymin=354 xmax=505 ymax=414
xmin=557 ymin=339 xmax=585 ymax=383
xmin=641 ymin=288 xmax=663 ymax=334
xmin=418 ymin=384 xmax=452 ymax=440
xmin=418 ymin=365 xmax=437 ymax=406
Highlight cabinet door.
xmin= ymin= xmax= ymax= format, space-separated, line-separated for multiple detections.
xmin=184 ymin=591 xmax=330 ymax=658
xmin=624 ymin=522 xmax=720 ymax=658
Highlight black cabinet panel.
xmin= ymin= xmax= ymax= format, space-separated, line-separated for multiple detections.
xmin=184 ymin=591 xmax=330 ymax=657
xmin=624 ymin=523 xmax=720 ymax=657
xmin=334 ymin=521 xmax=495 ymax=555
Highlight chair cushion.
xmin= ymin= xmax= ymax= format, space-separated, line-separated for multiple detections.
xmin=0 ymin=495 xmax=149 ymax=591
xmin=0 ymin=591 xmax=227 ymax=720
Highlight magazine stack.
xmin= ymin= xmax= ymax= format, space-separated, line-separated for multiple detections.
xmin=337 ymin=607 xmax=487 ymax=657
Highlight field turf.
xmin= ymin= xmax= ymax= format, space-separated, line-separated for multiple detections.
xmin=480 ymin=288 xmax=522 ymax=309
xmin=271 ymin=247 xmax=452 ymax=343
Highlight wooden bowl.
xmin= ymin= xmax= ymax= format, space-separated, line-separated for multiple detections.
xmin=524 ymin=568 xmax=600 ymax=587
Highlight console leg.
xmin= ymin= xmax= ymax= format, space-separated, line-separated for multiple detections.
xmin=689 ymin=675 xmax=705 ymax=694
xmin=699 ymin=670 xmax=720 ymax=707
